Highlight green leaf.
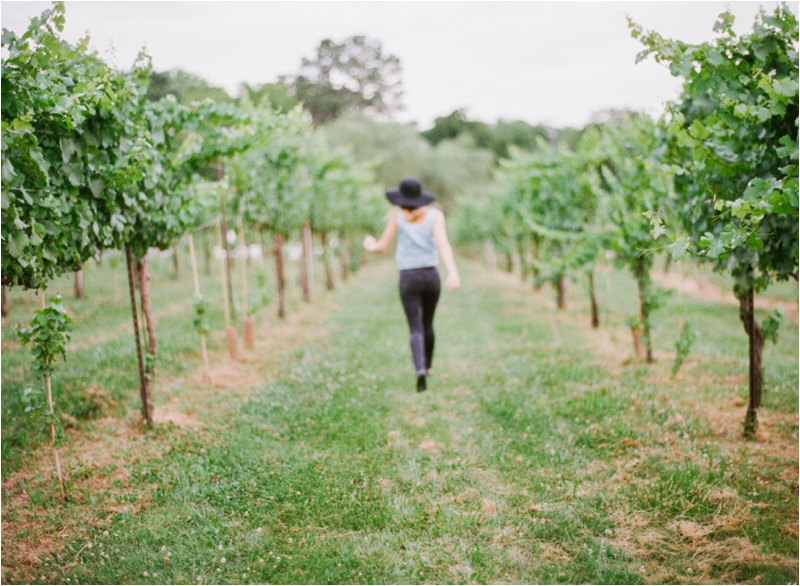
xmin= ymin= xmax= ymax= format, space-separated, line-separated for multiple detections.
xmin=59 ymin=136 xmax=76 ymax=163
xmin=89 ymin=178 xmax=105 ymax=197
xmin=667 ymin=237 xmax=689 ymax=260
xmin=754 ymin=106 xmax=772 ymax=123
xmin=2 ymin=158 xmax=18 ymax=183
xmin=29 ymin=223 xmax=43 ymax=246
xmin=773 ymin=77 xmax=799 ymax=97
xmin=746 ymin=235 xmax=764 ymax=252
xmin=651 ymin=224 xmax=668 ymax=239
xmin=706 ymin=48 xmax=724 ymax=66
xmin=29 ymin=150 xmax=50 ymax=177
xmin=6 ymin=229 xmax=29 ymax=258
xmin=698 ymin=232 xmax=714 ymax=247
xmin=776 ymin=135 xmax=797 ymax=159
xmin=713 ymin=11 xmax=735 ymax=33
xmin=707 ymin=239 xmax=725 ymax=259
xmin=761 ymin=308 xmax=784 ymax=344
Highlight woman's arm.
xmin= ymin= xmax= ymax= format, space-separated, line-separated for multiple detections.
xmin=433 ymin=210 xmax=461 ymax=291
xmin=363 ymin=208 xmax=398 ymax=253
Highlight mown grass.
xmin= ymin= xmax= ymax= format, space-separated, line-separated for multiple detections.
xmin=2 ymin=250 xmax=797 ymax=585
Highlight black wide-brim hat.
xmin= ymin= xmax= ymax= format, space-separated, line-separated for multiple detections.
xmin=386 ymin=178 xmax=436 ymax=208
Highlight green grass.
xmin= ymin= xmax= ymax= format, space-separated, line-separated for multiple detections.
xmin=2 ymin=251 xmax=797 ymax=584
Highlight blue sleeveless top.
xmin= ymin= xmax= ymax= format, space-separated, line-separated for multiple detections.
xmin=395 ymin=207 xmax=439 ymax=270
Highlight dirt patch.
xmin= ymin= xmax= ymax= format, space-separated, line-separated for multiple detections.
xmin=1 ymin=414 xmax=161 ymax=582
xmin=419 ymin=439 xmax=440 ymax=454
xmin=1 ymin=338 xmax=22 ymax=351
xmin=480 ymin=498 xmax=498 ymax=517
xmin=683 ymin=535 xmax=798 ymax=583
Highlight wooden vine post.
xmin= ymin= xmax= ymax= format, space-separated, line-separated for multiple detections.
xmin=239 ymin=216 xmax=255 ymax=349
xmin=320 ymin=231 xmax=334 ymax=291
xmin=339 ymin=241 xmax=349 ymax=282
xmin=587 ymin=270 xmax=599 ymax=328
xmin=74 ymin=268 xmax=84 ymax=299
xmin=274 ymin=233 xmax=287 ymax=319
xmin=301 ymin=219 xmax=314 ymax=303
xmin=216 ymin=218 xmax=239 ymax=360
xmin=556 ymin=276 xmax=567 ymax=310
xmin=630 ymin=323 xmax=645 ymax=360
xmin=218 ymin=166 xmax=236 ymax=324
xmin=187 ymin=234 xmax=210 ymax=375
xmin=257 ymin=229 xmax=270 ymax=288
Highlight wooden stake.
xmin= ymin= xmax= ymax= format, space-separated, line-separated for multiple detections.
xmin=238 ymin=216 xmax=248 ymax=317
xmin=1 ymin=284 xmax=9 ymax=316
xmin=219 ymin=192 xmax=236 ymax=322
xmin=275 ymin=233 xmax=286 ymax=319
xmin=188 ymin=234 xmax=210 ymax=374
xmin=44 ymin=361 xmax=65 ymax=499
xmin=631 ymin=326 xmax=645 ymax=359
xmin=238 ymin=217 xmax=255 ymax=350
xmin=216 ymin=218 xmax=238 ymax=360
xmin=216 ymin=219 xmax=231 ymax=329
xmin=302 ymin=219 xmax=314 ymax=303
xmin=39 ymin=293 xmax=64 ymax=496
xmin=74 ymin=268 xmax=84 ymax=299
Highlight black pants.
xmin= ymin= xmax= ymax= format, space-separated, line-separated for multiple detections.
xmin=399 ymin=267 xmax=441 ymax=375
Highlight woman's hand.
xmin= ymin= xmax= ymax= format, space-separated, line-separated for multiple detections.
xmin=445 ymin=272 xmax=461 ymax=292
xmin=362 ymin=235 xmax=377 ymax=252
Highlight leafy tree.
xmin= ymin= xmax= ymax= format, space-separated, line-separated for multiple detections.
xmin=2 ymin=3 xmax=145 ymax=290
xmin=419 ymin=134 xmax=494 ymax=211
xmin=591 ymin=114 xmax=672 ymax=362
xmin=230 ymin=104 xmax=310 ymax=318
xmin=322 ymin=112 xmax=426 ymax=187
xmin=322 ymin=113 xmax=494 ymax=211
xmin=239 ymin=81 xmax=298 ymax=112
xmin=146 ymin=69 xmax=233 ymax=104
xmin=631 ymin=5 xmax=798 ymax=434
xmin=493 ymin=119 xmax=549 ymax=158
xmin=422 ymin=109 xmax=548 ymax=160
xmin=283 ymin=36 xmax=403 ymax=127
xmin=422 ymin=109 xmax=495 ymax=151
xmin=499 ymin=139 xmax=596 ymax=310
xmin=2 ymin=4 xmax=256 ymax=423
xmin=305 ymin=136 xmax=380 ymax=290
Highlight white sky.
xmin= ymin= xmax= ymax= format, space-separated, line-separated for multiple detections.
xmin=2 ymin=1 xmax=797 ymax=130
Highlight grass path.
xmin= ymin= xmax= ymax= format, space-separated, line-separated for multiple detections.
xmin=2 ymin=258 xmax=798 ymax=584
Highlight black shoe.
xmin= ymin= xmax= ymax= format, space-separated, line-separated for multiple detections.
xmin=417 ymin=374 xmax=427 ymax=393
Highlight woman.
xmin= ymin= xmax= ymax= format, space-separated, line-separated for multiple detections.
xmin=363 ymin=178 xmax=461 ymax=392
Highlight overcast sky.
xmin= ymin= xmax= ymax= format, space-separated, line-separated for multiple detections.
xmin=2 ymin=1 xmax=796 ymax=129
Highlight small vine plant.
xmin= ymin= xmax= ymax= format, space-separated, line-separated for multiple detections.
xmin=14 ymin=294 xmax=72 ymax=391
xmin=193 ymin=293 xmax=210 ymax=335
xmin=13 ymin=294 xmax=72 ymax=495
